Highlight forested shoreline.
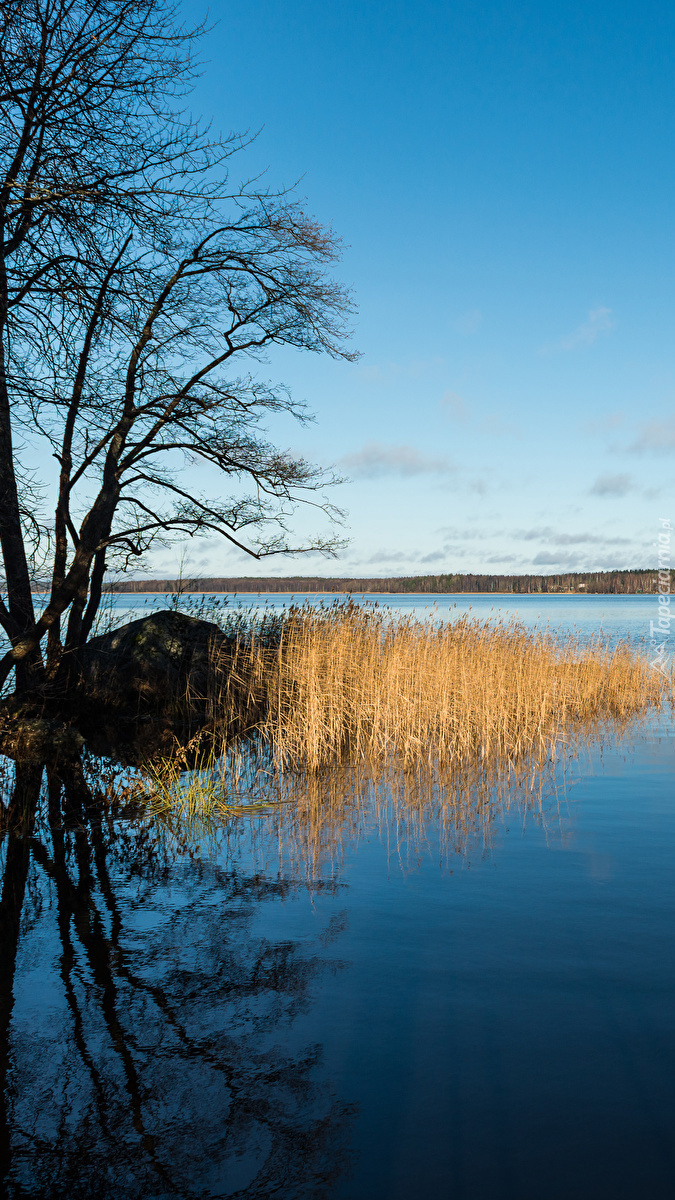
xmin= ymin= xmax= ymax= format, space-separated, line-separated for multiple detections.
xmin=104 ymin=569 xmax=668 ymax=595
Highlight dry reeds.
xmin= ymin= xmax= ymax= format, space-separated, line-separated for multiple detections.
xmin=208 ymin=601 xmax=669 ymax=773
xmin=134 ymin=601 xmax=670 ymax=838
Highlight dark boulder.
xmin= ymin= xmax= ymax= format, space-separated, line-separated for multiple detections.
xmin=78 ymin=609 xmax=231 ymax=717
xmin=0 ymin=716 xmax=85 ymax=763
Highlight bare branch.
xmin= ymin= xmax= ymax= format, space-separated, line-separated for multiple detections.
xmin=0 ymin=0 xmax=357 ymax=693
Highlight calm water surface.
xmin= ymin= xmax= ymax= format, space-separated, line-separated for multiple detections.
xmin=2 ymin=707 xmax=675 ymax=1197
xmin=99 ymin=590 xmax=663 ymax=651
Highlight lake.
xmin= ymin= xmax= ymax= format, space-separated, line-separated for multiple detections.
xmin=98 ymin=589 xmax=664 ymax=651
xmin=1 ymin=594 xmax=674 ymax=1197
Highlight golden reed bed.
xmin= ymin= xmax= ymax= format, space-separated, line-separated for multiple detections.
xmin=208 ymin=601 xmax=668 ymax=773
xmin=138 ymin=601 xmax=670 ymax=836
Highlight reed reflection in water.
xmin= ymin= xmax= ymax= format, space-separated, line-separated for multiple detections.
xmin=0 ymin=711 xmax=673 ymax=1199
xmin=0 ymin=733 xmax=579 ymax=1199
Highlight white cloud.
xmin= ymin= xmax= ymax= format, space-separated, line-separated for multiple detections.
xmin=628 ymin=418 xmax=675 ymax=453
xmin=518 ymin=526 xmax=631 ymax=546
xmin=540 ymin=306 xmax=614 ymax=354
xmin=589 ymin=473 xmax=633 ymax=496
xmin=532 ymin=550 xmax=582 ymax=566
xmin=339 ymin=442 xmax=456 ymax=480
xmin=362 ymin=549 xmax=416 ymax=565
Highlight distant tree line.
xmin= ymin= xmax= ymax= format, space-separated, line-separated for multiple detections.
xmin=103 ymin=569 xmax=669 ymax=595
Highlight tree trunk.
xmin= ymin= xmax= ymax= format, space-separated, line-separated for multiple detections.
xmin=0 ymin=775 xmax=37 ymax=1185
xmin=0 ymin=263 xmax=40 ymax=694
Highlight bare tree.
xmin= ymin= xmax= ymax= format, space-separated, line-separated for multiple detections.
xmin=0 ymin=0 xmax=356 ymax=695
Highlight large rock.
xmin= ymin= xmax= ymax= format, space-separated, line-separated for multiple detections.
xmin=0 ymin=716 xmax=85 ymax=763
xmin=78 ymin=609 xmax=231 ymax=716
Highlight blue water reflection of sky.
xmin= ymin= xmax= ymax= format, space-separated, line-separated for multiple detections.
xmin=101 ymin=592 xmax=664 ymax=652
xmin=10 ymin=707 xmax=675 ymax=1197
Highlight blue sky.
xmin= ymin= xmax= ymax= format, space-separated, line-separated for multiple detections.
xmin=156 ymin=0 xmax=675 ymax=578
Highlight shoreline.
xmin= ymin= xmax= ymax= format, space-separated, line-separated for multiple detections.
xmin=29 ymin=589 xmax=653 ymax=597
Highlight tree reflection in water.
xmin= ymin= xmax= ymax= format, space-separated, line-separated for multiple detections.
xmin=0 ymin=719 xmax=638 ymax=1198
xmin=0 ymin=760 xmax=354 ymax=1199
